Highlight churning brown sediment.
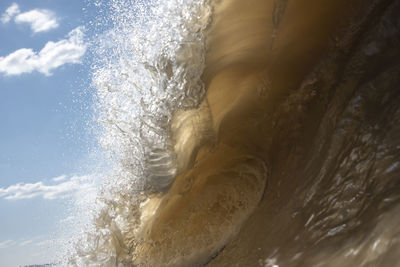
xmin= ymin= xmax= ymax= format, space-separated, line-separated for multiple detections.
xmin=134 ymin=0 xmax=400 ymax=266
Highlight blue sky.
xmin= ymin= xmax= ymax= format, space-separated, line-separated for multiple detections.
xmin=0 ymin=1 xmax=98 ymax=266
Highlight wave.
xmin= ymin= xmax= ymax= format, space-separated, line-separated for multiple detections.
xmin=65 ymin=0 xmax=400 ymax=266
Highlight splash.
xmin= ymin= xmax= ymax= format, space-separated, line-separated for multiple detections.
xmin=93 ymin=0 xmax=212 ymax=191
xmin=64 ymin=0 xmax=212 ymax=265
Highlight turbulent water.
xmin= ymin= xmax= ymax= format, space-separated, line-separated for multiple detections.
xmin=66 ymin=0 xmax=400 ymax=266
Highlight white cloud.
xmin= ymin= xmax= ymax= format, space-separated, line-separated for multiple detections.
xmin=0 ymin=174 xmax=96 ymax=200
xmin=1 ymin=3 xmax=20 ymax=23
xmin=0 ymin=27 xmax=87 ymax=76
xmin=0 ymin=239 xmax=15 ymax=249
xmin=15 ymin=9 xmax=58 ymax=33
xmin=1 ymin=4 xmax=59 ymax=33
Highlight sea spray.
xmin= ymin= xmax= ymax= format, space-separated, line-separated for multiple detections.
xmin=93 ymin=0 xmax=211 ymax=191
xmin=64 ymin=0 xmax=212 ymax=265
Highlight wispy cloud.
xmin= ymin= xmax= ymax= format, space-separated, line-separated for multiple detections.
xmin=0 ymin=174 xmax=96 ymax=200
xmin=0 ymin=3 xmax=20 ymax=23
xmin=19 ymin=239 xmax=33 ymax=246
xmin=0 ymin=27 xmax=87 ymax=76
xmin=0 ymin=239 xmax=15 ymax=249
xmin=15 ymin=9 xmax=59 ymax=33
xmin=52 ymin=175 xmax=67 ymax=182
xmin=35 ymin=239 xmax=53 ymax=247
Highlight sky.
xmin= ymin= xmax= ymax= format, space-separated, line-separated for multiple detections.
xmin=0 ymin=1 xmax=99 ymax=266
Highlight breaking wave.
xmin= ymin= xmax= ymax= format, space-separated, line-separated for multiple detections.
xmin=63 ymin=0 xmax=400 ymax=266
